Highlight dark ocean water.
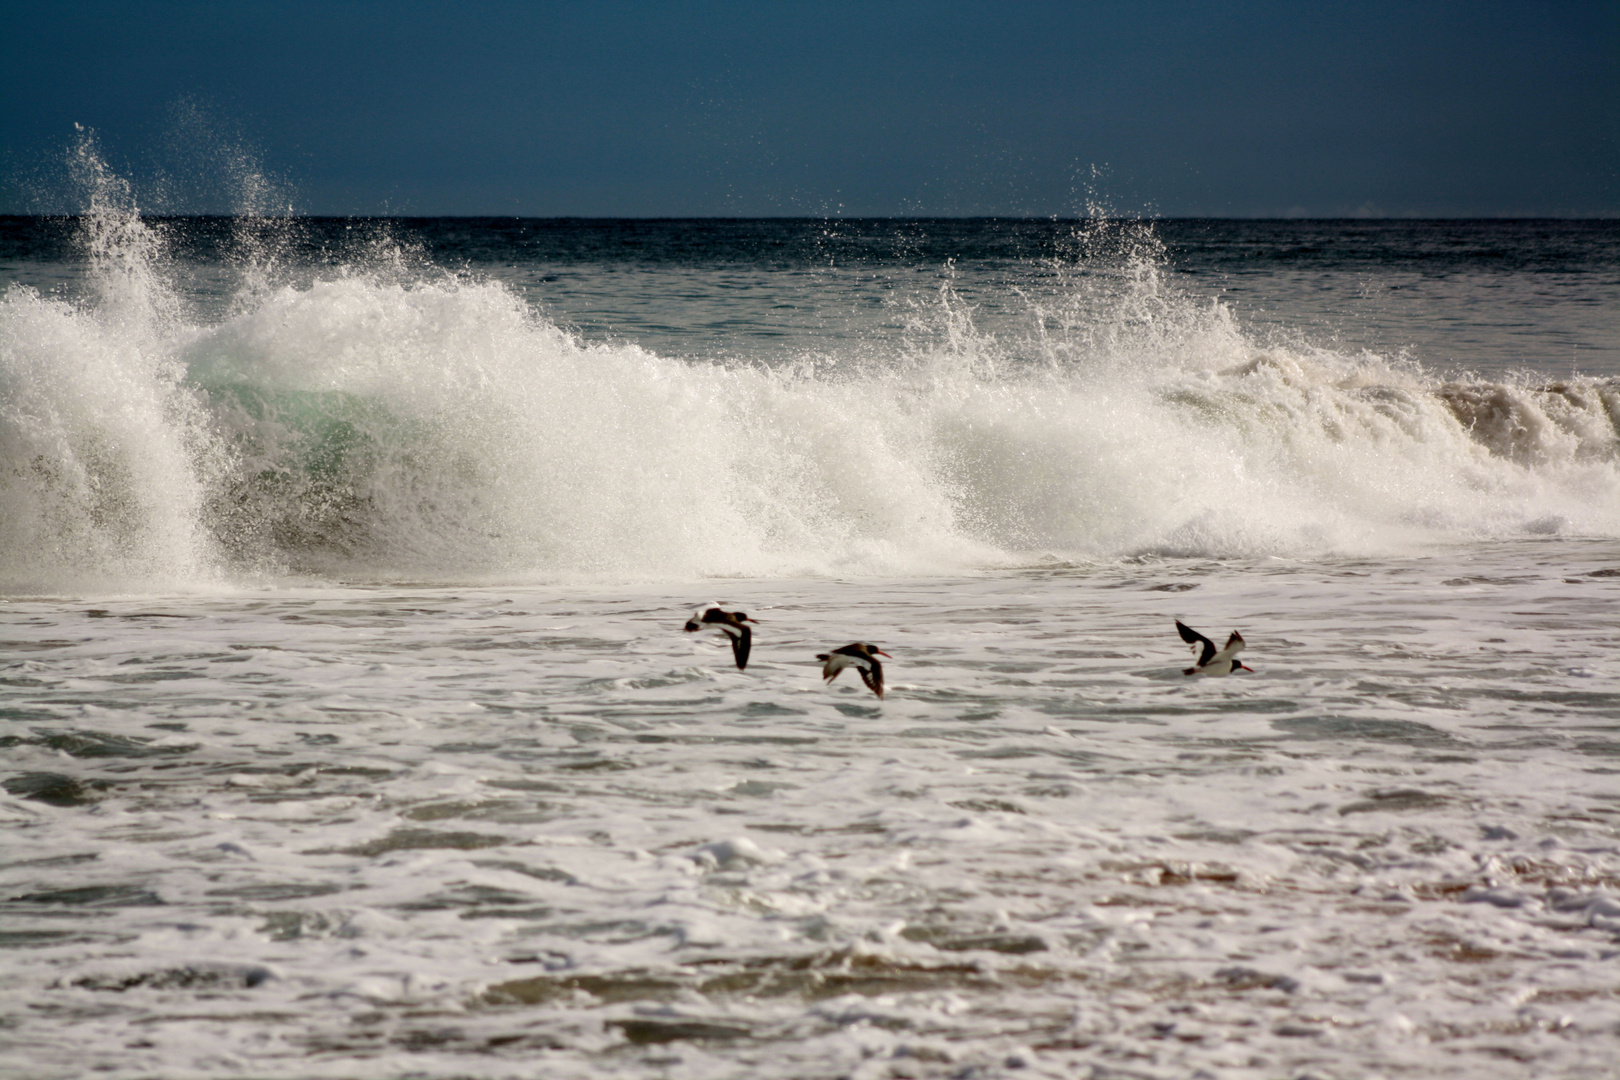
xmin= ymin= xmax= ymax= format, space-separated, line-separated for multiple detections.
xmin=4 ymin=216 xmax=1618 ymax=375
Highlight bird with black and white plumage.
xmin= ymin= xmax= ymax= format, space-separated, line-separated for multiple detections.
xmin=816 ymin=642 xmax=891 ymax=697
xmin=1175 ymin=620 xmax=1251 ymax=676
xmin=684 ymin=605 xmax=755 ymax=670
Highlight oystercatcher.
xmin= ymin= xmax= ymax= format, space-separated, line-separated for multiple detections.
xmin=1175 ymin=620 xmax=1251 ymax=676
xmin=816 ymin=643 xmax=891 ymax=698
xmin=684 ymin=605 xmax=755 ymax=670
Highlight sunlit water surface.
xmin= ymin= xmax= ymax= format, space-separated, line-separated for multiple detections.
xmin=2 ymin=176 xmax=1619 ymax=1078
xmin=5 ymin=553 xmax=1620 ymax=1079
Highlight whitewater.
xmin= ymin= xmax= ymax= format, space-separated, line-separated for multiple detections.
xmin=2 ymin=152 xmax=1619 ymax=1079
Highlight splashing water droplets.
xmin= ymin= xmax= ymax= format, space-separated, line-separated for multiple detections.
xmin=1 ymin=160 xmax=1617 ymax=590
xmin=68 ymin=129 xmax=179 ymax=339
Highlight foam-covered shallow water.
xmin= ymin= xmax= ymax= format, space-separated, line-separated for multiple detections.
xmin=3 ymin=146 xmax=1620 ymax=1077
xmin=3 ymin=556 xmax=1620 ymax=1079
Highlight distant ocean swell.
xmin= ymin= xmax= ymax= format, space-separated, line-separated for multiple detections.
xmin=2 ymin=204 xmax=1617 ymax=591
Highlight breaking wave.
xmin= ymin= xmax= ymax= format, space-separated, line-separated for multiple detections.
xmin=2 ymin=159 xmax=1617 ymax=591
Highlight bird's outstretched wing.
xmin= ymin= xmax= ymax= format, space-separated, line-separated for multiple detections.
xmin=1176 ymin=620 xmax=1217 ymax=667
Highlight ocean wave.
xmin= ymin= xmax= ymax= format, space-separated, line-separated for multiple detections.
xmin=3 ymin=190 xmax=1617 ymax=591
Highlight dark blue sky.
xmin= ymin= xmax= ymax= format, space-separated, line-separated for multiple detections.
xmin=3 ymin=0 xmax=1616 ymax=217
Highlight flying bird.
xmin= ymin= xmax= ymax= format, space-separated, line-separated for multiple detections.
xmin=1176 ymin=620 xmax=1251 ymax=676
xmin=685 ymin=605 xmax=755 ymax=670
xmin=817 ymin=642 xmax=891 ymax=698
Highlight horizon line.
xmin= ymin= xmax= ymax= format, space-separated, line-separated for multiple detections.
xmin=3 ymin=213 xmax=1618 ymax=223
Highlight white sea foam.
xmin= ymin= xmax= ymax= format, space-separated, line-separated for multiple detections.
xmin=2 ymin=159 xmax=1617 ymax=592
xmin=3 ymin=564 xmax=1619 ymax=1080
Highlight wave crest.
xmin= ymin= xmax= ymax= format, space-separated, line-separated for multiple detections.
xmin=3 ymin=184 xmax=1617 ymax=589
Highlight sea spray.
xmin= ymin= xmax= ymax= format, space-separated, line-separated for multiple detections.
xmin=2 ymin=175 xmax=1618 ymax=589
xmin=182 ymin=268 xmax=1618 ymax=578
xmin=188 ymin=274 xmax=984 ymax=579
xmin=0 ymin=134 xmax=221 ymax=589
